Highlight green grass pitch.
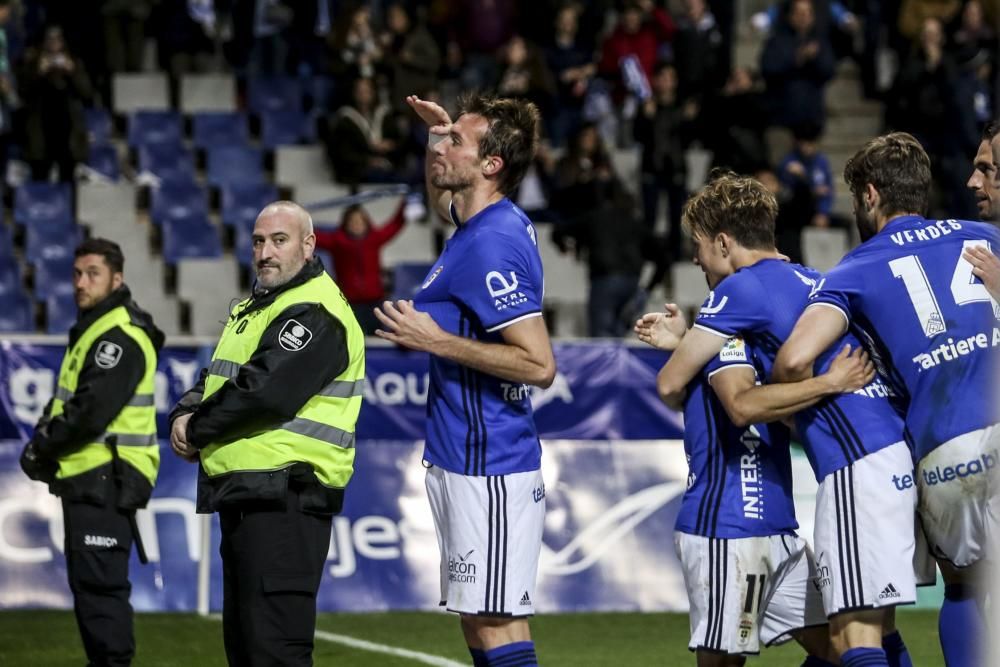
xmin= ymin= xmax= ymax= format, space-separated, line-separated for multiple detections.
xmin=0 ymin=609 xmax=944 ymax=665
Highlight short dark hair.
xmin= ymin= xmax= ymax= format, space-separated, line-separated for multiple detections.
xmin=681 ymin=170 xmax=778 ymax=250
xmin=984 ymin=120 xmax=999 ymax=142
xmin=75 ymin=237 xmax=124 ymax=273
xmin=456 ymin=92 xmax=540 ymax=195
xmin=843 ymin=132 xmax=931 ymax=216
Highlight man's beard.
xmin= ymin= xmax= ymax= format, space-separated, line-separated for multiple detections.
xmin=431 ymin=171 xmax=473 ymax=192
xmin=854 ymin=208 xmax=877 ymax=242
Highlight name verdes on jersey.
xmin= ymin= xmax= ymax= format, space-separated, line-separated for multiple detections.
xmin=911 ymin=328 xmax=1000 ymax=371
xmin=740 ymin=426 xmax=764 ymax=520
xmin=889 ymin=219 xmax=964 ymax=246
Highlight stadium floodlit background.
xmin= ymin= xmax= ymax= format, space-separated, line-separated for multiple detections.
xmin=1 ymin=0 xmax=995 ymax=664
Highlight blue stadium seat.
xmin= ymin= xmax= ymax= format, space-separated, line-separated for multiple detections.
xmin=305 ymin=76 xmax=335 ymax=112
xmin=247 ymin=76 xmax=303 ymax=114
xmin=313 ymin=248 xmax=336 ymax=279
xmin=162 ymin=216 xmax=222 ymax=264
xmin=0 ymin=261 xmax=22 ymax=298
xmin=192 ymin=111 xmax=249 ymax=150
xmin=87 ymin=144 xmax=121 ymax=181
xmin=392 ymin=263 xmax=435 ymax=300
xmin=45 ymin=291 xmax=77 ymax=334
xmin=259 ymin=109 xmax=308 ymax=149
xmin=137 ymin=143 xmax=196 ymax=182
xmin=14 ymin=182 xmax=73 ymax=228
xmin=150 ymin=180 xmax=209 ymax=227
xmin=0 ymin=290 xmax=34 ymax=332
xmin=85 ymin=108 xmax=112 ymax=145
xmin=206 ymin=146 xmax=264 ymax=187
xmin=32 ymin=255 xmax=75 ymax=300
xmin=25 ymin=222 xmax=81 ymax=264
xmin=0 ymin=224 xmax=13 ymax=260
xmin=220 ymin=182 xmax=278 ymax=228
xmin=127 ymin=110 xmax=184 ymax=148
xmin=233 ymin=218 xmax=255 ymax=267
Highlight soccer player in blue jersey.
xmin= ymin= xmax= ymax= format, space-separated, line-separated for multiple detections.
xmin=374 ymin=93 xmax=556 ymax=667
xmin=636 ymin=320 xmax=873 ymax=665
xmin=639 ymin=173 xmax=918 ymax=667
xmin=964 ymin=121 xmax=1000 ymax=302
xmin=775 ymin=132 xmax=1000 ymax=667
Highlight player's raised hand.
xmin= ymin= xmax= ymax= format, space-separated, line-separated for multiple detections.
xmin=374 ymin=299 xmax=444 ymax=352
xmin=963 ymin=245 xmax=1000 ymax=302
xmin=823 ymin=343 xmax=875 ymax=393
xmin=406 ymin=95 xmax=452 ymax=135
xmin=634 ymin=303 xmax=688 ymax=351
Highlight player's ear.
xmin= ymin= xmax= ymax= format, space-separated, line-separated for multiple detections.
xmin=716 ymin=233 xmax=729 ymax=257
xmin=483 ymin=155 xmax=504 ymax=178
xmin=864 ymin=183 xmax=879 ymax=210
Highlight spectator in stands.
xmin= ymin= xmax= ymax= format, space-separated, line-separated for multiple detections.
xmin=897 ymin=0 xmax=963 ymax=44
xmin=451 ymin=0 xmax=517 ymax=90
xmin=380 ymin=3 xmax=440 ymax=115
xmin=778 ymin=122 xmax=835 ymax=228
xmin=495 ymin=35 xmax=556 ymax=116
xmin=951 ymin=0 xmax=998 ymax=55
xmin=701 ymin=66 xmax=771 ymax=173
xmin=149 ymin=0 xmax=214 ymax=87
xmin=634 ymin=62 xmax=693 ymax=262
xmin=323 ymin=77 xmax=405 ymax=187
xmin=672 ymin=0 xmax=727 ymax=106
xmin=598 ymin=0 xmax=675 ymax=100
xmin=545 ymin=4 xmax=596 ymax=146
xmin=760 ymin=0 xmax=836 ymax=129
xmin=18 ymin=25 xmax=92 ymax=182
xmin=102 ymin=0 xmax=152 ymax=73
xmin=551 ymin=122 xmax=614 ymax=223
xmin=0 ymin=0 xmax=17 ymax=177
xmin=328 ymin=3 xmax=381 ymax=83
xmin=314 ymin=200 xmax=406 ymax=335
xmin=755 ymin=163 xmax=817 ymax=264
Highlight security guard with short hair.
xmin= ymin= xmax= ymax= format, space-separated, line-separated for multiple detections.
xmin=168 ymin=200 xmax=365 ymax=667
xmin=20 ymin=237 xmax=163 ymax=667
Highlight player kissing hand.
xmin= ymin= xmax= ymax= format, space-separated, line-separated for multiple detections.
xmin=822 ymin=343 xmax=874 ymax=394
xmin=374 ymin=299 xmax=445 ymax=352
xmin=634 ymin=303 xmax=688 ymax=351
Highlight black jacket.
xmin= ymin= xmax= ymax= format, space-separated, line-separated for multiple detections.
xmin=31 ymin=286 xmax=165 ymax=508
xmin=168 ymin=258 xmax=352 ymax=514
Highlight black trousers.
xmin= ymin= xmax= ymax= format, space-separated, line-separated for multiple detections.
xmin=219 ymin=491 xmax=333 ymax=667
xmin=62 ymin=497 xmax=136 ymax=667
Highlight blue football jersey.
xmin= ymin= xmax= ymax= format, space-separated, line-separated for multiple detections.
xmin=810 ymin=216 xmax=1000 ymax=460
xmin=694 ymin=258 xmax=906 ymax=480
xmin=414 ymin=199 xmax=545 ymax=476
xmin=675 ymin=337 xmax=799 ymax=539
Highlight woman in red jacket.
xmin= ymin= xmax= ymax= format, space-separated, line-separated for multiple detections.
xmin=314 ymin=200 xmax=405 ymax=335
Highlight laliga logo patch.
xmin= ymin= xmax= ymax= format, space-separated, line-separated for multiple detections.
xmin=422 ymin=265 xmax=444 ymax=289
xmin=94 ymin=341 xmax=123 ymax=369
xmin=279 ymin=319 xmax=313 ymax=351
xmin=719 ymin=337 xmax=748 ymax=363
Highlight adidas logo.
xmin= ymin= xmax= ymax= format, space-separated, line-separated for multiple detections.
xmin=878 ymin=583 xmax=901 ymax=600
xmin=519 ymin=591 xmax=531 ymax=606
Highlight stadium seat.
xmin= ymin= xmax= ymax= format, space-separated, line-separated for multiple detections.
xmin=232 ymin=218 xmax=256 ymax=267
xmin=150 ymin=180 xmax=209 ymax=227
xmin=180 ymin=73 xmax=237 ymax=113
xmin=0 ymin=224 xmax=13 ymax=260
xmin=161 ymin=216 xmax=223 ymax=264
xmin=84 ymin=108 xmax=112 ymax=145
xmin=802 ymin=227 xmax=850 ymax=273
xmin=0 ymin=261 xmax=22 ymax=297
xmin=32 ymin=255 xmax=75 ymax=300
xmin=381 ymin=219 xmax=437 ymax=267
xmin=0 ymin=290 xmax=34 ymax=332
xmin=392 ymin=263 xmax=435 ymax=300
xmin=137 ymin=143 xmax=196 ymax=182
xmin=14 ymin=182 xmax=73 ymax=227
xmin=127 ymin=110 xmax=184 ymax=148
xmin=45 ymin=291 xmax=77 ymax=334
xmin=247 ymin=76 xmax=303 ymax=114
xmin=112 ymin=73 xmax=170 ymax=114
xmin=192 ymin=111 xmax=250 ymax=150
xmin=220 ymin=182 xmax=278 ymax=228
xmin=87 ymin=144 xmax=121 ymax=181
xmin=206 ymin=146 xmax=264 ymax=188
xmin=259 ymin=109 xmax=310 ymax=149
xmin=25 ymin=223 xmax=82 ymax=264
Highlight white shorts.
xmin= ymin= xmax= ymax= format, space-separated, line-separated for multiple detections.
xmin=675 ymin=532 xmax=826 ymax=655
xmin=917 ymin=424 xmax=999 ymax=568
xmin=814 ymin=442 xmax=918 ymax=616
xmin=425 ymin=465 xmax=545 ymax=617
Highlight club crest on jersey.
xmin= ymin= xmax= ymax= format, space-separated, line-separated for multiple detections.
xmin=486 ymin=270 xmax=528 ymax=311
xmin=94 ymin=341 xmax=123 ymax=369
xmin=719 ymin=337 xmax=748 ymax=363
xmin=422 ymin=265 xmax=444 ymax=289
xmin=278 ymin=320 xmax=313 ymax=351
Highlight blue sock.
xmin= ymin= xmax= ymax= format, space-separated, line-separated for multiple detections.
xmin=940 ymin=583 xmax=984 ymax=666
xmin=801 ymin=656 xmax=837 ymax=666
xmin=485 ymin=641 xmax=538 ymax=667
xmin=882 ymin=631 xmax=912 ymax=667
xmin=841 ymin=647 xmax=889 ymax=667
xmin=469 ymin=647 xmax=488 ymax=667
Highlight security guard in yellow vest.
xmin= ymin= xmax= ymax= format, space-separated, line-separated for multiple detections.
xmin=20 ymin=238 xmax=163 ymax=667
xmin=168 ymin=201 xmax=365 ymax=667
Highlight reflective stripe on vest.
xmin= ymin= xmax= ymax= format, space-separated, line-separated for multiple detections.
xmin=199 ymin=271 xmax=365 ymax=489
xmin=51 ymin=305 xmax=159 ymax=484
